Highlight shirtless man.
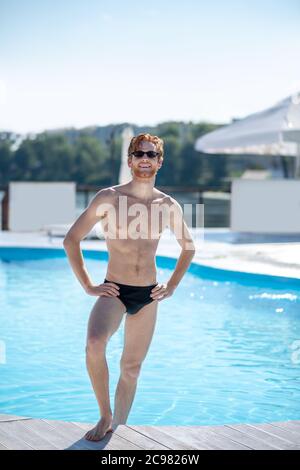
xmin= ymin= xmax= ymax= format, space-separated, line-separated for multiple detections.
xmin=63 ymin=133 xmax=196 ymax=441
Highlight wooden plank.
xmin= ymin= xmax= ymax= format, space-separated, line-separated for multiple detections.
xmin=205 ymin=424 xmax=278 ymax=450
xmin=277 ymin=421 xmax=300 ymax=434
xmin=0 ymin=414 xmax=31 ymax=422
xmin=71 ymin=422 xmax=143 ymax=450
xmin=20 ymin=418 xmax=91 ymax=450
xmin=127 ymin=425 xmax=198 ymax=450
xmin=182 ymin=425 xmax=252 ymax=450
xmin=42 ymin=419 xmax=103 ymax=450
xmin=269 ymin=421 xmax=300 ymax=438
xmin=1 ymin=415 xmax=300 ymax=451
xmin=72 ymin=422 xmax=170 ymax=450
xmin=156 ymin=426 xmax=252 ymax=450
xmin=227 ymin=423 xmax=298 ymax=450
xmin=0 ymin=420 xmax=59 ymax=450
xmin=0 ymin=425 xmax=35 ymax=450
xmin=247 ymin=423 xmax=300 ymax=446
xmin=129 ymin=425 xmax=216 ymax=450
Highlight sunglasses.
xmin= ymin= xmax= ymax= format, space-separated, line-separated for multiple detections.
xmin=130 ymin=151 xmax=160 ymax=159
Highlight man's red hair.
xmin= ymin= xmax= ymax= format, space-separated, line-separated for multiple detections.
xmin=128 ymin=133 xmax=164 ymax=160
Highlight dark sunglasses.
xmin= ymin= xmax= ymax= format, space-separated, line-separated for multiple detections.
xmin=130 ymin=151 xmax=160 ymax=159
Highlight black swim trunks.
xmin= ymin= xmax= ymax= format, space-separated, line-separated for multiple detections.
xmin=104 ymin=278 xmax=159 ymax=315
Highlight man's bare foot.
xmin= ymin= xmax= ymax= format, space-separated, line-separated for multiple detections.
xmin=84 ymin=416 xmax=113 ymax=441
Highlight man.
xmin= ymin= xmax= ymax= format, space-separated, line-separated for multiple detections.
xmin=63 ymin=133 xmax=196 ymax=441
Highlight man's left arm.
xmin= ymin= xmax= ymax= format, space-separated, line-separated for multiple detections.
xmin=150 ymin=198 xmax=196 ymax=301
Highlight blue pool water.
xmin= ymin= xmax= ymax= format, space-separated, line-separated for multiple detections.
xmin=0 ymin=246 xmax=300 ymax=426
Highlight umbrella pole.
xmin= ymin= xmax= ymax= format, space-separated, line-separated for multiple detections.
xmin=295 ymin=144 xmax=300 ymax=179
xmin=280 ymin=155 xmax=288 ymax=178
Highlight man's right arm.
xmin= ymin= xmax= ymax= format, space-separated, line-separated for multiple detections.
xmin=63 ymin=189 xmax=109 ymax=293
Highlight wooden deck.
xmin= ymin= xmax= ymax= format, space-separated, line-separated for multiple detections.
xmin=0 ymin=414 xmax=300 ymax=450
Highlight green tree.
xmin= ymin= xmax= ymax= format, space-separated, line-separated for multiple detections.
xmin=180 ymin=139 xmax=203 ymax=186
xmin=0 ymin=140 xmax=12 ymax=185
xmin=34 ymin=132 xmax=75 ymax=181
xmin=156 ymin=135 xmax=182 ymax=186
xmin=12 ymin=139 xmax=38 ymax=180
xmin=73 ymin=132 xmax=110 ymax=185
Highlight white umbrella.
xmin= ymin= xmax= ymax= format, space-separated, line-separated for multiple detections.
xmin=119 ymin=126 xmax=134 ymax=184
xmin=194 ymin=92 xmax=300 ymax=177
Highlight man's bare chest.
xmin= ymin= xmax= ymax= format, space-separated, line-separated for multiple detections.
xmin=101 ymin=196 xmax=169 ymax=240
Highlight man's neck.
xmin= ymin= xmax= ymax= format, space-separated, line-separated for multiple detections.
xmin=126 ymin=178 xmax=156 ymax=201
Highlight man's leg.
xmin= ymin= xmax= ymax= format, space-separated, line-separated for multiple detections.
xmin=112 ymin=300 xmax=158 ymax=428
xmin=85 ymin=296 xmax=126 ymax=441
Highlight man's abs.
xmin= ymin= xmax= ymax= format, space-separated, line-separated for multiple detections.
xmin=105 ymin=240 xmax=158 ymax=286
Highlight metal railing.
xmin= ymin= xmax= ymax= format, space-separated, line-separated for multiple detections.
xmin=77 ymin=184 xmax=231 ymax=228
xmin=0 ymin=184 xmax=231 ymax=230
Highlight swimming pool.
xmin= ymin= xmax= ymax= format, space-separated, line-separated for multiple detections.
xmin=0 ymin=246 xmax=300 ymax=426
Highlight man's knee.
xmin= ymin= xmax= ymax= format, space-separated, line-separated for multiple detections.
xmin=86 ymin=335 xmax=108 ymax=357
xmin=120 ymin=358 xmax=142 ymax=381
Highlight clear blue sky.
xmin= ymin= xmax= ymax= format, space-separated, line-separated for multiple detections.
xmin=1 ymin=0 xmax=299 ymax=133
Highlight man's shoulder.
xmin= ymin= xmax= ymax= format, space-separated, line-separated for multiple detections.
xmin=153 ymin=189 xmax=172 ymax=203
xmin=158 ymin=192 xmax=181 ymax=208
xmin=92 ymin=187 xmax=115 ymax=201
xmin=86 ymin=187 xmax=116 ymax=212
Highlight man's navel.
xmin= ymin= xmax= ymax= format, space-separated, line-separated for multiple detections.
xmin=134 ymin=264 xmax=140 ymax=275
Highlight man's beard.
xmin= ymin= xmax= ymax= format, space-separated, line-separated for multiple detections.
xmin=131 ymin=166 xmax=157 ymax=179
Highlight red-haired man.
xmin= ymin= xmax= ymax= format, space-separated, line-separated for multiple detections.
xmin=63 ymin=133 xmax=196 ymax=441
